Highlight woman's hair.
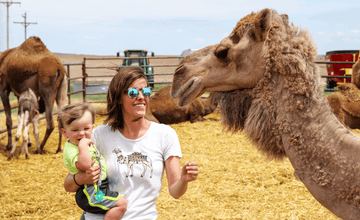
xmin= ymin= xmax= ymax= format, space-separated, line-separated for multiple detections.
xmin=57 ymin=102 xmax=95 ymax=129
xmin=104 ymin=66 xmax=148 ymax=131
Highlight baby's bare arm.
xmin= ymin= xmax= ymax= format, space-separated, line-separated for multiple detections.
xmin=76 ymin=138 xmax=93 ymax=171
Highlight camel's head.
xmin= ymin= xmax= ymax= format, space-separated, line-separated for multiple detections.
xmin=171 ymin=8 xmax=289 ymax=106
xmin=172 ymin=8 xmax=318 ymax=160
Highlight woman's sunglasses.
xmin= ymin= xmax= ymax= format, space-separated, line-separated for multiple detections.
xmin=124 ymin=87 xmax=151 ymax=98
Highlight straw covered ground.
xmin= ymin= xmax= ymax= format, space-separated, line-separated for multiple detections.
xmin=0 ymin=103 xmax=348 ymax=219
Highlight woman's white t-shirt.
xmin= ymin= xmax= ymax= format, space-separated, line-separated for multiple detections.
xmin=84 ymin=122 xmax=182 ymax=220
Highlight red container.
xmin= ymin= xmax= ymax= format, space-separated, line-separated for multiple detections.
xmin=325 ymin=50 xmax=359 ymax=88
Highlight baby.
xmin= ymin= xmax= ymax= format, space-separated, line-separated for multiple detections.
xmin=58 ymin=102 xmax=126 ymax=220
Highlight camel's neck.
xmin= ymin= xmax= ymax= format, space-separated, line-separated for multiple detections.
xmin=276 ymin=86 xmax=360 ymax=219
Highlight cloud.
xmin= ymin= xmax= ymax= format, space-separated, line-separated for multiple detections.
xmin=176 ymin=29 xmax=184 ymax=33
xmin=194 ymin=38 xmax=205 ymax=43
xmin=352 ymin=30 xmax=360 ymax=33
xmin=318 ymin=31 xmax=324 ymax=35
xmin=337 ymin=32 xmax=345 ymax=36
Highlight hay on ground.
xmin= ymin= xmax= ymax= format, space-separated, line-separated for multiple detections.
xmin=0 ymin=107 xmax=341 ymax=219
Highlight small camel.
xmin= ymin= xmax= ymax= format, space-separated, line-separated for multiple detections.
xmin=113 ymin=148 xmax=153 ymax=178
xmin=0 ymin=36 xmax=68 ymax=154
xmin=327 ymin=83 xmax=360 ymax=129
xmin=145 ymin=85 xmax=218 ymax=124
xmin=171 ymin=8 xmax=360 ymax=219
xmin=326 ymin=59 xmax=360 ymax=129
xmin=8 ymin=88 xmax=40 ymax=160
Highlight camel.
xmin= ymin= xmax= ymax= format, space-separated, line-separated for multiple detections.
xmin=326 ymin=59 xmax=360 ymax=129
xmin=171 ymin=8 xmax=360 ymax=220
xmin=351 ymin=58 xmax=360 ymax=88
xmin=145 ymin=85 xmax=218 ymax=124
xmin=8 ymin=88 xmax=40 ymax=160
xmin=327 ymin=83 xmax=360 ymax=129
xmin=0 ymin=36 xmax=68 ymax=154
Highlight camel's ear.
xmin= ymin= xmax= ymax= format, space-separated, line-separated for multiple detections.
xmin=253 ymin=8 xmax=272 ymax=41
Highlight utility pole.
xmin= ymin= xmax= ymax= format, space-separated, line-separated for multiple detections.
xmin=14 ymin=12 xmax=37 ymax=40
xmin=0 ymin=1 xmax=21 ymax=49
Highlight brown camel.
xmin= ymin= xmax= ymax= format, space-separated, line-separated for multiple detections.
xmin=325 ymin=59 xmax=360 ymax=129
xmin=351 ymin=58 xmax=360 ymax=88
xmin=327 ymin=83 xmax=360 ymax=129
xmin=145 ymin=85 xmax=218 ymax=124
xmin=171 ymin=8 xmax=360 ymax=220
xmin=0 ymin=36 xmax=68 ymax=154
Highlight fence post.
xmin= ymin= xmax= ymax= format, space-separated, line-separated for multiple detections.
xmin=67 ymin=65 xmax=71 ymax=104
xmin=82 ymin=57 xmax=86 ymax=102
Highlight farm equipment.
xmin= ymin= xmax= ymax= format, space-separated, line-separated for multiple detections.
xmin=324 ymin=50 xmax=360 ymax=89
xmin=117 ymin=49 xmax=155 ymax=89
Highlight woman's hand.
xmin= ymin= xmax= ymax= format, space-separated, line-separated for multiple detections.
xmin=181 ymin=161 xmax=199 ymax=182
xmin=64 ymin=160 xmax=100 ymax=192
xmin=77 ymin=160 xmax=101 ymax=185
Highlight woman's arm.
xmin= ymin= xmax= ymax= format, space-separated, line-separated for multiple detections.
xmin=64 ymin=160 xmax=101 ymax=192
xmin=165 ymin=156 xmax=199 ymax=199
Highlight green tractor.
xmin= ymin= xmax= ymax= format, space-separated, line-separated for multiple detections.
xmin=117 ymin=49 xmax=155 ymax=89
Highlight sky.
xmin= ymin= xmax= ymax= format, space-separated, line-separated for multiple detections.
xmin=0 ymin=0 xmax=360 ymax=56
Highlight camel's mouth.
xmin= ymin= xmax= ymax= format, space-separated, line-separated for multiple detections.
xmin=173 ymin=77 xmax=204 ymax=107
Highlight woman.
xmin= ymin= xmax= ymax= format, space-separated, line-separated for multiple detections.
xmin=64 ymin=66 xmax=199 ymax=219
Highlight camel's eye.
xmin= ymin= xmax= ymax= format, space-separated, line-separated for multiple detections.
xmin=214 ymin=45 xmax=229 ymax=60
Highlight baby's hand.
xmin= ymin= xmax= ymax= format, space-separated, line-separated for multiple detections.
xmin=79 ymin=138 xmax=93 ymax=148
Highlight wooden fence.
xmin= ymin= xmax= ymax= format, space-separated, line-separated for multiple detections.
xmin=0 ymin=56 xmax=180 ymax=134
xmin=0 ymin=58 xmax=356 ymax=134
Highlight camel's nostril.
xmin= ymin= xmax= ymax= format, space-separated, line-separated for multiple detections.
xmin=174 ymin=65 xmax=184 ymax=75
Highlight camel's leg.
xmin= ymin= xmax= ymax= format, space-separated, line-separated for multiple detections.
xmin=32 ymin=115 xmax=40 ymax=156
xmin=148 ymin=163 xmax=153 ymax=178
xmin=55 ymin=75 xmax=68 ymax=153
xmin=126 ymin=164 xmax=132 ymax=177
xmin=27 ymin=137 xmax=32 ymax=147
xmin=39 ymin=96 xmax=55 ymax=154
xmin=130 ymin=164 xmax=134 ymax=177
xmin=21 ymin=116 xmax=30 ymax=159
xmin=141 ymin=163 xmax=147 ymax=177
xmin=8 ymin=114 xmax=23 ymax=160
xmin=0 ymin=90 xmax=13 ymax=151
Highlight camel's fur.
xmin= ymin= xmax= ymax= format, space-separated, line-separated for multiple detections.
xmin=0 ymin=36 xmax=68 ymax=154
xmin=8 ymin=88 xmax=40 ymax=160
xmin=214 ymin=10 xmax=318 ymax=160
xmin=171 ymin=8 xmax=360 ymax=219
xmin=145 ymin=85 xmax=218 ymax=124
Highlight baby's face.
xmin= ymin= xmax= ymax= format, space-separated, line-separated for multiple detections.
xmin=61 ymin=110 xmax=93 ymax=146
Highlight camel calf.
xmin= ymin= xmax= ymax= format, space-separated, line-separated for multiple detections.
xmin=8 ymin=88 xmax=40 ymax=160
xmin=145 ymin=85 xmax=218 ymax=124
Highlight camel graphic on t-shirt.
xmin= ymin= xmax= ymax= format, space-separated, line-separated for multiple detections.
xmin=113 ymin=148 xmax=153 ymax=178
